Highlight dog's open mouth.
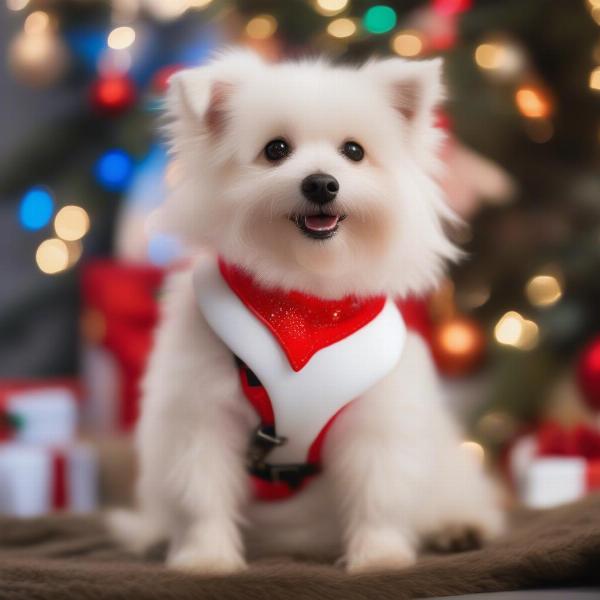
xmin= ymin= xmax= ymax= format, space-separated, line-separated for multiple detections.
xmin=291 ymin=214 xmax=347 ymax=240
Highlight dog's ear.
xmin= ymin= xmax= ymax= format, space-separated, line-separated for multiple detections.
xmin=166 ymin=50 xmax=264 ymax=135
xmin=364 ymin=57 xmax=444 ymax=135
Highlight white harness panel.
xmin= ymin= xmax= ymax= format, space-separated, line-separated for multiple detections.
xmin=194 ymin=259 xmax=407 ymax=464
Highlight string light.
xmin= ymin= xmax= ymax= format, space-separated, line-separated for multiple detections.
xmin=526 ymin=274 xmax=562 ymax=307
xmin=7 ymin=0 xmax=29 ymax=10
xmin=36 ymin=238 xmax=69 ymax=275
xmin=494 ymin=311 xmax=539 ymax=350
xmin=523 ymin=118 xmax=554 ymax=143
xmin=363 ymin=5 xmax=397 ymax=34
xmin=460 ymin=441 xmax=485 ymax=465
xmin=314 ymin=0 xmax=348 ymax=16
xmin=515 ymin=86 xmax=551 ymax=119
xmin=327 ymin=18 xmax=356 ymax=39
xmin=391 ymin=31 xmax=423 ymax=57
xmin=95 ymin=149 xmax=134 ymax=191
xmin=107 ymin=26 xmax=136 ymax=50
xmin=590 ymin=66 xmax=600 ymax=91
xmin=24 ymin=11 xmax=50 ymax=35
xmin=54 ymin=206 xmax=90 ymax=241
xmin=245 ymin=15 xmax=278 ymax=40
xmin=19 ymin=187 xmax=54 ymax=230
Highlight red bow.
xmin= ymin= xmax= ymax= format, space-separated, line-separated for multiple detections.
xmin=537 ymin=421 xmax=600 ymax=460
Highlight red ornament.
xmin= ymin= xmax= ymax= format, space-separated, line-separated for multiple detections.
xmin=432 ymin=0 xmax=472 ymax=16
xmin=431 ymin=316 xmax=486 ymax=377
xmin=90 ymin=75 xmax=136 ymax=114
xmin=577 ymin=337 xmax=600 ymax=411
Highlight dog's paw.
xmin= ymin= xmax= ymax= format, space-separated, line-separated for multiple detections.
xmin=344 ymin=528 xmax=416 ymax=574
xmin=425 ymin=524 xmax=484 ymax=553
xmin=167 ymin=545 xmax=247 ymax=575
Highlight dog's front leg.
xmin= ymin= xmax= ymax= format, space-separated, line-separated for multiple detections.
xmin=136 ymin=270 xmax=253 ymax=574
xmin=323 ymin=333 xmax=438 ymax=573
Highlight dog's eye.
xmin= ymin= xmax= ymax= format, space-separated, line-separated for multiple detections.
xmin=264 ymin=139 xmax=290 ymax=162
xmin=341 ymin=141 xmax=364 ymax=162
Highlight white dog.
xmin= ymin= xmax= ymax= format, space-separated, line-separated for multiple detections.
xmin=109 ymin=50 xmax=504 ymax=574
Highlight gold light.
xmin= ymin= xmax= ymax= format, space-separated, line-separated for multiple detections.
xmin=24 ymin=11 xmax=50 ymax=35
xmin=392 ymin=31 xmax=423 ymax=57
xmin=107 ymin=26 xmax=136 ymax=50
xmin=494 ymin=311 xmax=539 ymax=350
xmin=54 ymin=205 xmax=90 ymax=241
xmin=314 ymin=0 xmax=348 ymax=17
xmin=7 ymin=0 xmax=29 ymax=11
xmin=245 ymin=15 xmax=278 ymax=40
xmin=590 ymin=67 xmax=600 ymax=91
xmin=515 ymin=86 xmax=551 ymax=119
xmin=36 ymin=238 xmax=69 ymax=275
xmin=327 ymin=18 xmax=356 ymax=39
xmin=526 ymin=274 xmax=562 ymax=307
xmin=461 ymin=441 xmax=485 ymax=465
xmin=474 ymin=43 xmax=503 ymax=69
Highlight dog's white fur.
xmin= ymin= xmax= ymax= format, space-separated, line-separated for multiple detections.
xmin=108 ymin=50 xmax=504 ymax=573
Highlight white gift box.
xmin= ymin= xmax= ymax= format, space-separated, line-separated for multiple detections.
xmin=0 ymin=443 xmax=98 ymax=517
xmin=4 ymin=387 xmax=77 ymax=446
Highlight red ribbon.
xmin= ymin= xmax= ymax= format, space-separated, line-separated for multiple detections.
xmin=537 ymin=421 xmax=600 ymax=460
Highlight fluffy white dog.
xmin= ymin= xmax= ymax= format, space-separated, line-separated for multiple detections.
xmin=109 ymin=50 xmax=504 ymax=574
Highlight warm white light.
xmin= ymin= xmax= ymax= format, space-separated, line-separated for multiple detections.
xmin=327 ymin=18 xmax=356 ymax=39
xmin=54 ymin=205 xmax=90 ymax=241
xmin=526 ymin=274 xmax=562 ymax=307
xmin=461 ymin=441 xmax=485 ymax=465
xmin=245 ymin=15 xmax=278 ymax=40
xmin=7 ymin=0 xmax=29 ymax=11
xmin=590 ymin=67 xmax=600 ymax=91
xmin=107 ymin=26 xmax=136 ymax=50
xmin=189 ymin=0 xmax=213 ymax=7
xmin=314 ymin=0 xmax=348 ymax=16
xmin=515 ymin=86 xmax=551 ymax=119
xmin=391 ymin=31 xmax=423 ymax=57
xmin=36 ymin=238 xmax=69 ymax=274
xmin=494 ymin=311 xmax=539 ymax=350
xmin=24 ymin=11 xmax=50 ymax=35
xmin=151 ymin=0 xmax=189 ymax=21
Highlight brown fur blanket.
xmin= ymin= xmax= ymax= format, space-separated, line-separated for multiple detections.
xmin=0 ymin=495 xmax=599 ymax=599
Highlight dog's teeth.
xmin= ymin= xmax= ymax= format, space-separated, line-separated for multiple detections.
xmin=304 ymin=215 xmax=339 ymax=232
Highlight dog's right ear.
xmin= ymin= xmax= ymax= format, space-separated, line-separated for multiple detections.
xmin=166 ymin=50 xmax=264 ymax=135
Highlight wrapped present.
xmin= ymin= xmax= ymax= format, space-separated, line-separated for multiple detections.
xmin=0 ymin=380 xmax=79 ymax=445
xmin=0 ymin=442 xmax=97 ymax=517
xmin=81 ymin=260 xmax=165 ymax=432
xmin=509 ymin=421 xmax=600 ymax=508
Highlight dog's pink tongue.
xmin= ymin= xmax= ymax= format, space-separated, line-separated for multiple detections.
xmin=304 ymin=215 xmax=339 ymax=232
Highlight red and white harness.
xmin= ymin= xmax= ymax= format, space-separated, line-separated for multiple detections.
xmin=194 ymin=257 xmax=430 ymax=501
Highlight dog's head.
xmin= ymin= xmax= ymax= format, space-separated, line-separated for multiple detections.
xmin=161 ymin=50 xmax=458 ymax=298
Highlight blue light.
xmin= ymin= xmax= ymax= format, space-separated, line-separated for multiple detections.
xmin=95 ymin=150 xmax=134 ymax=191
xmin=19 ymin=187 xmax=54 ymax=230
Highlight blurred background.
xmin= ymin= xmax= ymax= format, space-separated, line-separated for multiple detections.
xmin=1 ymin=0 xmax=600 ymax=517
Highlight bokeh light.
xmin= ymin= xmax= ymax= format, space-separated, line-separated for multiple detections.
xmin=24 ymin=11 xmax=50 ymax=35
xmin=19 ymin=187 xmax=54 ymax=230
xmin=515 ymin=86 xmax=551 ymax=118
xmin=589 ymin=67 xmax=600 ymax=91
xmin=460 ymin=440 xmax=485 ymax=465
xmin=95 ymin=150 xmax=134 ymax=191
xmin=54 ymin=206 xmax=90 ymax=241
xmin=107 ymin=26 xmax=136 ymax=50
xmin=35 ymin=238 xmax=69 ymax=274
xmin=314 ymin=0 xmax=348 ymax=16
xmin=327 ymin=18 xmax=356 ymax=39
xmin=245 ymin=15 xmax=278 ymax=40
xmin=526 ymin=274 xmax=563 ymax=307
xmin=363 ymin=6 xmax=397 ymax=34
xmin=391 ymin=31 xmax=423 ymax=57
xmin=494 ymin=311 xmax=539 ymax=350
xmin=7 ymin=0 xmax=29 ymax=11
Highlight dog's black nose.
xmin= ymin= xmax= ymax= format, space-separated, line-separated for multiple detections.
xmin=301 ymin=173 xmax=339 ymax=205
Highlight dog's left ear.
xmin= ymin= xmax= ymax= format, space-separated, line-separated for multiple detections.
xmin=364 ymin=57 xmax=444 ymax=138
